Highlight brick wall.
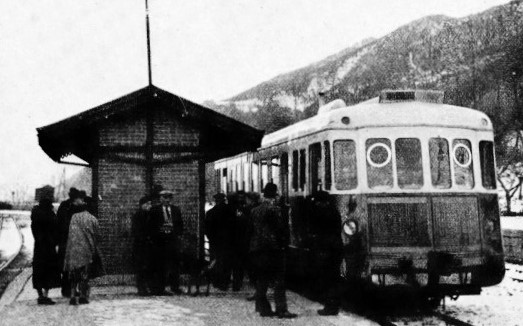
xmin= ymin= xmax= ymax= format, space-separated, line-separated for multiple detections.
xmin=97 ymin=159 xmax=146 ymax=274
xmin=95 ymin=107 xmax=203 ymax=274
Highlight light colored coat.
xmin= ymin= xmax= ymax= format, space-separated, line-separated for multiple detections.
xmin=63 ymin=210 xmax=99 ymax=271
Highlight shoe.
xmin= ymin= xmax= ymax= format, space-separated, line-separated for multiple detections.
xmin=153 ymin=291 xmax=173 ymax=296
xmin=317 ymin=308 xmax=339 ymax=316
xmin=79 ymin=298 xmax=89 ymax=305
xmin=259 ymin=310 xmax=276 ymax=317
xmin=37 ymin=297 xmax=55 ymax=305
xmin=137 ymin=291 xmax=150 ymax=297
xmin=246 ymin=294 xmax=255 ymax=301
xmin=277 ymin=311 xmax=297 ymax=319
xmin=69 ymin=298 xmax=78 ymax=305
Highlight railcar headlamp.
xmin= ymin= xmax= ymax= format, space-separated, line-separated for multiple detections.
xmin=343 ymin=219 xmax=358 ymax=236
xmin=341 ymin=116 xmax=350 ymax=125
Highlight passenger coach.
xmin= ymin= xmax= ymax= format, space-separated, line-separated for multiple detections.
xmin=213 ymin=90 xmax=504 ymax=300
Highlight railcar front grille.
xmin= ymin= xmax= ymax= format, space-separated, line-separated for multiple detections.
xmin=432 ymin=196 xmax=481 ymax=250
xmin=368 ymin=197 xmax=430 ymax=247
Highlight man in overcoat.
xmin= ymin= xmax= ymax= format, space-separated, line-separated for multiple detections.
xmin=308 ymin=190 xmax=343 ymax=315
xmin=249 ymin=183 xmax=296 ymax=319
xmin=56 ymin=187 xmax=80 ymax=297
xmin=148 ymin=189 xmax=184 ymax=295
xmin=205 ymin=193 xmax=234 ymax=290
xmin=131 ymin=195 xmax=152 ymax=296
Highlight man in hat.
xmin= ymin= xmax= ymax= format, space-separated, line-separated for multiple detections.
xmin=148 ymin=189 xmax=184 ymax=295
xmin=56 ymin=187 xmax=80 ymax=297
xmin=249 ymin=183 xmax=296 ymax=319
xmin=131 ymin=195 xmax=152 ymax=296
xmin=205 ymin=192 xmax=234 ymax=290
xmin=308 ymin=190 xmax=343 ymax=315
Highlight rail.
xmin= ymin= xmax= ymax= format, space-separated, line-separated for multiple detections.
xmin=0 ymin=216 xmax=24 ymax=273
xmin=371 ymin=312 xmax=475 ymax=326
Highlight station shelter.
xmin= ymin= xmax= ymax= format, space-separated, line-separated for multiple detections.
xmin=37 ymin=85 xmax=263 ymax=274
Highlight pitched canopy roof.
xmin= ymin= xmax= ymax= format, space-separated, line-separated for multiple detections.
xmin=37 ymin=85 xmax=264 ymax=164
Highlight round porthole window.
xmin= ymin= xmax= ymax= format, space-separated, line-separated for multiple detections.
xmin=367 ymin=143 xmax=392 ymax=168
xmin=453 ymin=144 xmax=472 ymax=168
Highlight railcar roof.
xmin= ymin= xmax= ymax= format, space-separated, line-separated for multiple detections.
xmin=261 ymin=97 xmax=493 ymax=147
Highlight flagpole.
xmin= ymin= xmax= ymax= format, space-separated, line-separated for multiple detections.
xmin=145 ymin=0 xmax=152 ymax=86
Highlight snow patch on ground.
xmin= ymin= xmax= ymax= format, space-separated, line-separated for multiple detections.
xmin=88 ymin=298 xmax=206 ymax=326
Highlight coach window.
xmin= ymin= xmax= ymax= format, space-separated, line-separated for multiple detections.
xmin=292 ymin=150 xmax=299 ymax=191
xmin=429 ymin=138 xmax=451 ymax=189
xmin=396 ymin=138 xmax=423 ymax=189
xmin=480 ymin=141 xmax=496 ymax=189
xmin=271 ymin=156 xmax=281 ymax=189
xmin=281 ymin=153 xmax=289 ymax=198
xmin=252 ymin=161 xmax=259 ymax=192
xmin=334 ymin=140 xmax=357 ymax=190
xmin=366 ymin=138 xmax=393 ymax=190
xmin=324 ymin=141 xmax=332 ymax=190
xmin=309 ymin=143 xmax=322 ymax=192
xmin=300 ymin=149 xmax=306 ymax=191
xmin=236 ymin=164 xmax=241 ymax=191
xmin=453 ymin=139 xmax=474 ymax=189
xmin=261 ymin=159 xmax=269 ymax=189
xmin=221 ymin=168 xmax=228 ymax=193
xmin=243 ymin=162 xmax=250 ymax=191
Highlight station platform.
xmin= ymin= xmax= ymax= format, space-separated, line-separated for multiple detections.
xmin=0 ymin=269 xmax=377 ymax=326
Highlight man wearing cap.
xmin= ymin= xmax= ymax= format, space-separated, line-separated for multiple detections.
xmin=249 ymin=183 xmax=296 ymax=319
xmin=148 ymin=189 xmax=184 ymax=295
xmin=56 ymin=187 xmax=80 ymax=297
xmin=205 ymin=192 xmax=234 ymax=290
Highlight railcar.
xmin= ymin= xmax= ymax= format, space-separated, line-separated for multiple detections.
xmin=213 ymin=90 xmax=504 ymax=301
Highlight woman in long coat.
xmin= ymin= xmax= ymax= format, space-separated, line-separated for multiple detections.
xmin=63 ymin=193 xmax=102 ymax=305
xmin=31 ymin=197 xmax=60 ymax=305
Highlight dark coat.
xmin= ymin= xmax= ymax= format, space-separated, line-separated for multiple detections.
xmin=308 ymin=201 xmax=343 ymax=251
xmin=56 ymin=198 xmax=75 ymax=265
xmin=31 ymin=204 xmax=60 ymax=289
xmin=131 ymin=209 xmax=150 ymax=268
xmin=249 ymin=200 xmax=289 ymax=253
xmin=205 ymin=203 xmax=234 ymax=252
xmin=148 ymin=204 xmax=184 ymax=241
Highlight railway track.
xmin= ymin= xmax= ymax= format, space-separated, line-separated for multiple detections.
xmin=371 ymin=311 xmax=475 ymax=326
xmin=0 ymin=216 xmax=23 ymax=273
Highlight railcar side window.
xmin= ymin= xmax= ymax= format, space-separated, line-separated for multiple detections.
xmin=309 ymin=143 xmax=322 ymax=192
xmin=429 ymin=138 xmax=451 ymax=189
xmin=300 ymin=149 xmax=306 ymax=190
xmin=261 ymin=159 xmax=269 ymax=189
xmin=324 ymin=141 xmax=332 ymax=190
xmin=281 ymin=153 xmax=289 ymax=198
xmin=292 ymin=151 xmax=299 ymax=191
xmin=243 ymin=162 xmax=250 ymax=191
xmin=480 ymin=141 xmax=496 ymax=189
xmin=334 ymin=140 xmax=357 ymax=190
xmin=396 ymin=138 xmax=423 ymax=189
xmin=252 ymin=162 xmax=259 ymax=192
xmin=271 ymin=156 xmax=281 ymax=189
xmin=453 ymin=139 xmax=474 ymax=189
xmin=366 ymin=138 xmax=393 ymax=189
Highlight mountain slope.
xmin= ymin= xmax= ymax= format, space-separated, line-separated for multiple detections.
xmin=206 ymin=1 xmax=523 ymax=136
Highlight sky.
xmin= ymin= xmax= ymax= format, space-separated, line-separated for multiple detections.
xmin=0 ymin=0 xmax=512 ymax=201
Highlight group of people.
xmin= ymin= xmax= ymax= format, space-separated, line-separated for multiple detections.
xmin=31 ymin=188 xmax=101 ymax=305
xmin=30 ymin=182 xmax=347 ymax=318
xmin=205 ymin=183 xmax=345 ymax=318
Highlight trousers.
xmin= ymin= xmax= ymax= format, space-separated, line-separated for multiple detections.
xmin=251 ymin=250 xmax=288 ymax=314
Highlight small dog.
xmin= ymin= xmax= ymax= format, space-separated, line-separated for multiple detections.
xmin=183 ymin=256 xmax=216 ymax=296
